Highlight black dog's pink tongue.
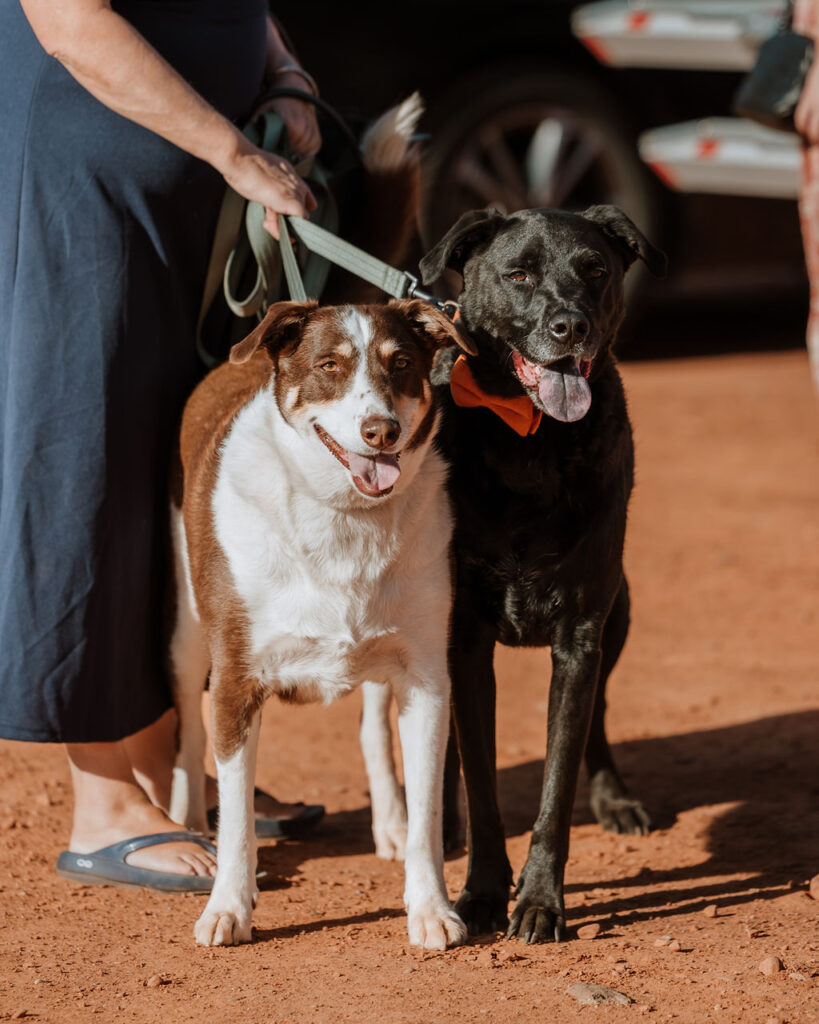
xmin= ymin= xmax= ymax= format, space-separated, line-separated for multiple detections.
xmin=538 ymin=366 xmax=592 ymax=423
xmin=346 ymin=451 xmax=401 ymax=496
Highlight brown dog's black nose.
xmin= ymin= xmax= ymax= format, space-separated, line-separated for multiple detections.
xmin=548 ymin=310 xmax=590 ymax=345
xmin=361 ymin=416 xmax=400 ymax=450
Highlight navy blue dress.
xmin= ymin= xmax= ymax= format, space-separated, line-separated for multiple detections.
xmin=0 ymin=0 xmax=268 ymax=741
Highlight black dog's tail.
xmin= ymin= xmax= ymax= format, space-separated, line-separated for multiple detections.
xmin=324 ymin=93 xmax=423 ymax=303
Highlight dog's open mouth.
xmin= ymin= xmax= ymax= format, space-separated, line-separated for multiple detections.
xmin=315 ymin=425 xmax=401 ymax=498
xmin=512 ymin=352 xmax=593 ymax=423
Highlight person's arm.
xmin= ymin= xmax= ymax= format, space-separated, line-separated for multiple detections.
xmin=259 ymin=16 xmax=321 ymax=159
xmin=19 ymin=0 xmax=315 ymax=236
xmin=795 ymin=3 xmax=819 ymax=144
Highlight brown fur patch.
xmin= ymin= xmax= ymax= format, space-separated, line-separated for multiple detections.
xmin=404 ymin=399 xmax=438 ymax=453
xmin=173 ymin=351 xmax=277 ymax=760
xmin=273 ymin=308 xmax=358 ymax=418
xmin=361 ymin=305 xmax=436 ymax=403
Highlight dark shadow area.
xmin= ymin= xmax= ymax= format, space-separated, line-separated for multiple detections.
xmin=256 ymin=805 xmax=378 ymax=892
xmin=496 ymin=709 xmax=819 ymax=924
xmin=254 ymin=711 xmax=818 ymax=930
xmin=620 ymin=292 xmax=808 ymax=362
xmin=253 ymin=906 xmax=405 ymax=942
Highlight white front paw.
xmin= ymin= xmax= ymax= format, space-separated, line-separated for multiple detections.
xmin=194 ymin=906 xmax=252 ymax=947
xmin=373 ymin=819 xmax=408 ymax=861
xmin=407 ymin=904 xmax=466 ymax=950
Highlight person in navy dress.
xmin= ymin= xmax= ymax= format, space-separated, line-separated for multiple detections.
xmin=0 ymin=0 xmax=322 ymax=888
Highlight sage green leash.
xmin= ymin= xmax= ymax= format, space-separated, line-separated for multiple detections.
xmin=195 ymin=109 xmax=338 ymax=367
xmin=275 ymin=213 xmax=460 ymax=317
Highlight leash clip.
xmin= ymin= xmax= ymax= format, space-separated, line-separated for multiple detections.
xmin=405 ymin=276 xmax=462 ymax=323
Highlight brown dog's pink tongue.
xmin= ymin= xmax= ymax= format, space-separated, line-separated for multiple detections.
xmin=538 ymin=367 xmax=592 ymax=423
xmin=346 ymin=452 xmax=401 ymax=495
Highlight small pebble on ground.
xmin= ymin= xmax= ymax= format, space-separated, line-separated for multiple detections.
xmin=567 ymin=983 xmax=632 ymax=1006
xmin=758 ymin=956 xmax=783 ymax=977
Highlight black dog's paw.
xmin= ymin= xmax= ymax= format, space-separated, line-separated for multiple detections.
xmin=590 ymin=769 xmax=652 ymax=836
xmin=507 ymin=892 xmax=566 ymax=944
xmin=454 ymin=888 xmax=509 ymax=936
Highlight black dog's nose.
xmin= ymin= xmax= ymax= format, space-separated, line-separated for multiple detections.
xmin=548 ymin=310 xmax=590 ymax=345
xmin=361 ymin=416 xmax=400 ymax=450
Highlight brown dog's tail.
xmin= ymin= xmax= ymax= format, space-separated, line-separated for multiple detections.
xmin=324 ymin=93 xmax=423 ymax=304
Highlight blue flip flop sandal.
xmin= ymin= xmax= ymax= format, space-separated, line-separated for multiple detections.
xmin=206 ymin=788 xmax=325 ymax=839
xmin=56 ymin=831 xmax=217 ymax=892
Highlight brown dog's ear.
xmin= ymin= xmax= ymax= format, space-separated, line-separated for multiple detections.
xmin=390 ymin=298 xmax=478 ymax=356
xmin=419 ymin=208 xmax=505 ymax=284
xmin=229 ymin=300 xmax=318 ymax=365
xmin=581 ymin=205 xmax=667 ymax=278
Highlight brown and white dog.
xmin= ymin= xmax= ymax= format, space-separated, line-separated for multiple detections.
xmin=167 ymin=99 xmax=472 ymax=951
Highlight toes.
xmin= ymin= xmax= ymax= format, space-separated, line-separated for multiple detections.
xmin=614 ymin=801 xmax=652 ymax=835
xmin=179 ymin=851 xmax=216 ymax=877
xmin=453 ymin=891 xmax=508 ymax=935
xmin=194 ymin=910 xmax=252 ymax=947
xmin=173 ymin=854 xmax=199 ymax=876
xmin=408 ymin=907 xmax=466 ymax=950
xmin=508 ymin=902 xmax=564 ymax=944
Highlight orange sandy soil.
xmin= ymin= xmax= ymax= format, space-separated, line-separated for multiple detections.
xmin=0 ymin=349 xmax=817 ymax=1024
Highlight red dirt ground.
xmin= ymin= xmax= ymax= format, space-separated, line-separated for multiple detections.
xmin=0 ymin=349 xmax=817 ymax=1024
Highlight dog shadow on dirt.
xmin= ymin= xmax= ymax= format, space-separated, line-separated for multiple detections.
xmin=257 ymin=710 xmax=817 ymax=932
xmin=498 ymin=708 xmax=819 ymax=925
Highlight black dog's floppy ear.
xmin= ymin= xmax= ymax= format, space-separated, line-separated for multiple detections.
xmin=229 ymin=300 xmax=318 ymax=364
xmin=582 ymin=205 xmax=667 ymax=278
xmin=419 ymin=208 xmax=505 ymax=284
xmin=390 ymin=298 xmax=478 ymax=356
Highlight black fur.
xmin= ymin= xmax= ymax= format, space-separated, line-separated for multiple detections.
xmin=422 ymin=206 xmax=665 ymax=944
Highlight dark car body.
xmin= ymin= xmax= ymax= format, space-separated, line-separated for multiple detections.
xmin=277 ymin=1 xmax=807 ymax=337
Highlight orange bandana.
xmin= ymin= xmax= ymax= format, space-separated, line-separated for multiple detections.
xmin=449 ymin=355 xmax=542 ymax=437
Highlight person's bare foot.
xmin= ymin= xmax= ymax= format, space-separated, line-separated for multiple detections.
xmin=67 ymin=741 xmax=216 ymax=878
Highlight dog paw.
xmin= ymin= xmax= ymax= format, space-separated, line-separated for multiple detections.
xmin=194 ymin=909 xmax=252 ymax=947
xmin=407 ymin=905 xmax=467 ymax=950
xmin=372 ymin=820 xmax=407 ymax=861
xmin=590 ymin=770 xmax=651 ymax=835
xmin=453 ymin=888 xmax=509 ymax=936
xmin=507 ymin=893 xmax=565 ymax=944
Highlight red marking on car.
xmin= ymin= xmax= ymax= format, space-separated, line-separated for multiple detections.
xmin=627 ymin=12 xmax=651 ymax=32
xmin=579 ymin=35 xmax=611 ymax=64
xmin=647 ymin=161 xmax=677 ymax=189
xmin=697 ymin=138 xmax=720 ymax=160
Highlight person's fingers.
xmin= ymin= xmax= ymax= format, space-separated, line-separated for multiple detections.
xmin=302 ymin=182 xmax=317 ymax=212
xmin=263 ymin=212 xmax=280 ymax=239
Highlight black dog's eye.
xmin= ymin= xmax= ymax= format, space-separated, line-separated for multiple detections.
xmin=587 ymin=265 xmax=606 ymax=279
xmin=507 ymin=270 xmax=529 ymax=283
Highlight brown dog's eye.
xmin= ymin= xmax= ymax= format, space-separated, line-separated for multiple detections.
xmin=393 ymin=355 xmax=410 ymax=371
xmin=507 ymin=270 xmax=528 ymax=283
xmin=319 ymin=360 xmax=339 ymax=372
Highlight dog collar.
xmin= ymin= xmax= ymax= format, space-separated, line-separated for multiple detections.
xmin=449 ymin=355 xmax=542 ymax=437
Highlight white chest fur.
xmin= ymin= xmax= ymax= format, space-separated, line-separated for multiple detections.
xmin=209 ymin=388 xmax=452 ymax=703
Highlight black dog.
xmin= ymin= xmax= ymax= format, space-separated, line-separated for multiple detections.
xmin=420 ymin=205 xmax=666 ymax=944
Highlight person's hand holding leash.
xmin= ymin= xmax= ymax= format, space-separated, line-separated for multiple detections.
xmin=218 ymin=134 xmax=317 ymax=239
